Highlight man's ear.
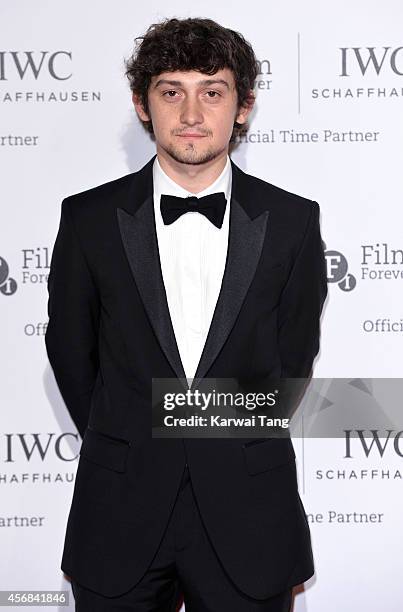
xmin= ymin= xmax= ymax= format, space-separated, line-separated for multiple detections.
xmin=235 ymin=89 xmax=255 ymax=126
xmin=132 ymin=92 xmax=150 ymax=122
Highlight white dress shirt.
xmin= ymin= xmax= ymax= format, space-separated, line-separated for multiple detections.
xmin=153 ymin=155 xmax=232 ymax=384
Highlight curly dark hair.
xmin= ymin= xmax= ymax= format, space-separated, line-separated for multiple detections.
xmin=124 ymin=17 xmax=258 ymax=137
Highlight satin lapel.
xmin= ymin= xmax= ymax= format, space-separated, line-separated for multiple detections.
xmin=190 ymin=199 xmax=268 ymax=390
xmin=117 ymin=194 xmax=188 ymax=389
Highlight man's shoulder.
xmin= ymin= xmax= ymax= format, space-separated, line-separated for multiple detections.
xmin=234 ymin=163 xmax=318 ymax=219
xmin=63 ymin=171 xmax=135 ymax=214
xmin=61 ymin=156 xmax=155 ymax=223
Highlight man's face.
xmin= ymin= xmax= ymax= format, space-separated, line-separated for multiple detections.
xmin=132 ymin=68 xmax=254 ymax=165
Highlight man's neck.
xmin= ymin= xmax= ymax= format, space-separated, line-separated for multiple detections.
xmin=156 ymin=147 xmax=228 ymax=194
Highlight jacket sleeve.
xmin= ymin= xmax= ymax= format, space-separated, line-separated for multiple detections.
xmin=45 ymin=198 xmax=100 ymax=438
xmin=277 ymin=201 xmax=327 ymax=379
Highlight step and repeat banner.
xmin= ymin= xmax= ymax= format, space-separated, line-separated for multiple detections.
xmin=1 ymin=0 xmax=402 ymax=610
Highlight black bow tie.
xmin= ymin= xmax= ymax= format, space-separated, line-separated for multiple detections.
xmin=160 ymin=192 xmax=227 ymax=229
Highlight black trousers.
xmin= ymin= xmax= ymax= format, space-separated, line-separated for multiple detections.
xmin=71 ymin=466 xmax=293 ymax=611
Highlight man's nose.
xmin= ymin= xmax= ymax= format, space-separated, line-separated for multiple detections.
xmin=180 ymin=96 xmax=203 ymax=125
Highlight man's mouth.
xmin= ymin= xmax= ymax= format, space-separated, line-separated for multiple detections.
xmin=177 ymin=133 xmax=207 ymax=138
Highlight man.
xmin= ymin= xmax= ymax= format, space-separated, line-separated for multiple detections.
xmin=45 ymin=17 xmax=328 ymax=612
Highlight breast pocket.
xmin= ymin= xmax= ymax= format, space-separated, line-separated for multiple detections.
xmin=249 ymin=259 xmax=291 ymax=298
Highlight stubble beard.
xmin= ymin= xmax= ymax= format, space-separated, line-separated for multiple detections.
xmin=162 ymin=139 xmax=226 ymax=166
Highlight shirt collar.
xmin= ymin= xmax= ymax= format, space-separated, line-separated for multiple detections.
xmin=153 ymin=154 xmax=232 ymax=205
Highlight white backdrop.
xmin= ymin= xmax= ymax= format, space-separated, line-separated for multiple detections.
xmin=1 ymin=0 xmax=402 ymax=610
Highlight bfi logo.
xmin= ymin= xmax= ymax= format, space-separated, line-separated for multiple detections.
xmin=0 ymin=256 xmax=17 ymax=296
xmin=325 ymin=250 xmax=356 ymax=292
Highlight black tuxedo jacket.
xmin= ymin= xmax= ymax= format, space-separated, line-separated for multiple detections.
xmin=45 ymin=155 xmax=327 ymax=599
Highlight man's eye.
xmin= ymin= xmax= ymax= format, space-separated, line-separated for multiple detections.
xmin=206 ymin=91 xmax=220 ymax=97
xmin=163 ymin=91 xmax=178 ymax=97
